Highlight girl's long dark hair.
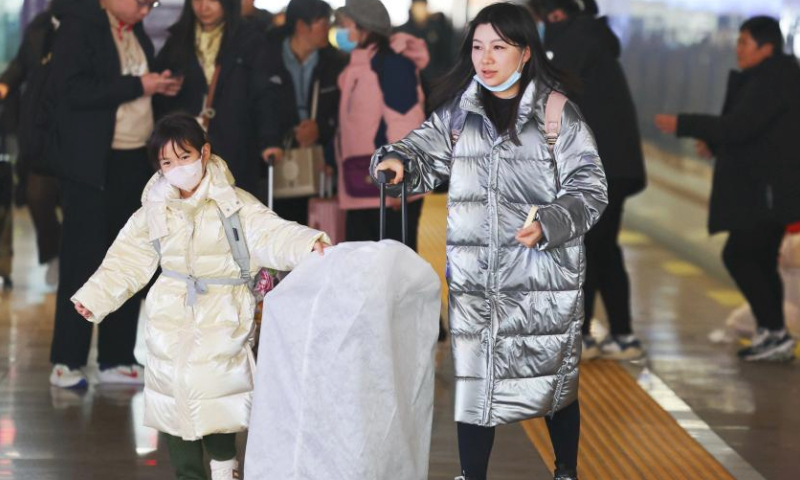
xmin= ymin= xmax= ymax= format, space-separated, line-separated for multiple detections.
xmin=159 ymin=0 xmax=241 ymax=74
xmin=429 ymin=2 xmax=577 ymax=129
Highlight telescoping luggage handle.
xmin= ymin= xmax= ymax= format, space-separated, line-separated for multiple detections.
xmin=376 ymin=170 xmax=408 ymax=245
xmin=265 ymin=154 xmax=275 ymax=210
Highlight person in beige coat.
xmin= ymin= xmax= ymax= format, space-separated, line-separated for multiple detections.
xmin=71 ymin=114 xmax=330 ymax=480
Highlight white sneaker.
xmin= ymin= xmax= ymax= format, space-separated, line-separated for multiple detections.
xmin=210 ymin=459 xmax=240 ymax=480
xmin=45 ymin=258 xmax=59 ymax=287
xmin=98 ymin=365 xmax=145 ymax=385
xmin=50 ymin=364 xmax=88 ymax=389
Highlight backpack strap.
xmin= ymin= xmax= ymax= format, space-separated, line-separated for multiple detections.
xmin=150 ymin=209 xmax=252 ymax=287
xmin=217 ymin=209 xmax=253 ymax=285
xmin=544 ymin=91 xmax=568 ymax=153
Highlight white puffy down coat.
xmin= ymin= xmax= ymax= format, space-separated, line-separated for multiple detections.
xmin=72 ymin=156 xmax=329 ymax=440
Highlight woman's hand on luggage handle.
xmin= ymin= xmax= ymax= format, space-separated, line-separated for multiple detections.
xmin=74 ymin=302 xmax=93 ymax=320
xmin=515 ymin=222 xmax=543 ymax=249
xmin=262 ymin=147 xmax=284 ymax=164
xmin=313 ymin=241 xmax=330 ymax=256
xmin=375 ymin=158 xmax=405 ymax=185
xmin=654 ymin=114 xmax=678 ymax=134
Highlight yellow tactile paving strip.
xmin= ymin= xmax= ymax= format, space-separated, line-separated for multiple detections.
xmin=418 ymin=194 xmax=449 ymax=304
xmin=416 ymin=197 xmax=736 ymax=480
xmin=522 ymin=361 xmax=735 ymax=479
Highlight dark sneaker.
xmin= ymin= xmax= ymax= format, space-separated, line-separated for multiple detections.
xmin=600 ymin=334 xmax=645 ymax=360
xmin=581 ymin=335 xmax=601 ymax=361
xmin=738 ymin=328 xmax=796 ymax=362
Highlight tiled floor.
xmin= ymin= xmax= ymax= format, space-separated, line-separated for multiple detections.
xmin=1 ymin=195 xmax=799 ymax=479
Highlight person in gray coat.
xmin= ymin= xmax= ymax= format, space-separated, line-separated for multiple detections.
xmin=372 ymin=3 xmax=607 ymax=480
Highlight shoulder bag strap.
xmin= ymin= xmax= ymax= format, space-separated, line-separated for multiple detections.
xmin=200 ymin=65 xmax=222 ymax=129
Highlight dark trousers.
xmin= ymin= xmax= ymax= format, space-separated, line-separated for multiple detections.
xmin=457 ymin=400 xmax=581 ymax=478
xmin=345 ymin=199 xmax=424 ymax=252
xmin=583 ymin=181 xmax=635 ymax=336
xmin=27 ymin=173 xmax=61 ymax=264
xmin=273 ymin=196 xmax=310 ymax=226
xmin=722 ymin=222 xmax=786 ymax=331
xmin=50 ymin=148 xmax=153 ymax=367
xmin=163 ymin=432 xmax=237 ymax=480
xmin=0 ymin=163 xmax=11 ymax=279
xmin=0 ymin=141 xmax=12 ymax=278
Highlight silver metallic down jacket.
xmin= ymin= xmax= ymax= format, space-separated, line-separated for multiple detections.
xmin=372 ymin=80 xmax=608 ymax=426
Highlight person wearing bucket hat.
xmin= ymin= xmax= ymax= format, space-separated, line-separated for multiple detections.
xmin=338 ymin=0 xmax=392 ymax=38
xmin=335 ymin=0 xmax=428 ymax=247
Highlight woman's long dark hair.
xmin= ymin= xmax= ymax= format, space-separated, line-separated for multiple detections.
xmin=159 ymin=0 xmax=241 ymax=74
xmin=429 ymin=2 xmax=576 ymax=136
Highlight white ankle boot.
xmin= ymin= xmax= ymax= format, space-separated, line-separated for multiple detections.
xmin=210 ymin=459 xmax=240 ymax=480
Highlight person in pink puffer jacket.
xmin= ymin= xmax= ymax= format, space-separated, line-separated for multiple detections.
xmin=336 ymin=0 xmax=429 ymax=250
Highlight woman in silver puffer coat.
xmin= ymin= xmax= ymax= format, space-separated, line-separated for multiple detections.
xmin=372 ymin=4 xmax=607 ymax=479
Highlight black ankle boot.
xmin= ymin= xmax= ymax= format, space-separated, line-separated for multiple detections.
xmin=553 ymin=465 xmax=578 ymax=480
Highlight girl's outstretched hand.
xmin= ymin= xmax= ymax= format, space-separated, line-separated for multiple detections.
xmin=313 ymin=241 xmax=330 ymax=256
xmin=74 ymin=302 xmax=94 ymax=320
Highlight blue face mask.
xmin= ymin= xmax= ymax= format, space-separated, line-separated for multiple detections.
xmin=473 ymin=57 xmax=525 ymax=93
xmin=335 ymin=28 xmax=358 ymax=53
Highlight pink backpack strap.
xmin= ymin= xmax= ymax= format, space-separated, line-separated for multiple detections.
xmin=544 ymin=91 xmax=568 ymax=153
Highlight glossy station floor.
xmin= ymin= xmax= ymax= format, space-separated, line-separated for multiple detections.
xmin=1 ymin=197 xmax=799 ymax=479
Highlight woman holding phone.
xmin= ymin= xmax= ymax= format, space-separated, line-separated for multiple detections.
xmin=372 ymin=3 xmax=607 ymax=479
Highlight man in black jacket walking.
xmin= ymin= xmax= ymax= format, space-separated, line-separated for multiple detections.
xmin=540 ymin=0 xmax=647 ymax=361
xmin=656 ymin=16 xmax=800 ymax=362
xmin=46 ymin=0 xmax=181 ymax=388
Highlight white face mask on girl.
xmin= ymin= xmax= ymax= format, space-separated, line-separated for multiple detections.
xmin=164 ymin=158 xmax=204 ymax=191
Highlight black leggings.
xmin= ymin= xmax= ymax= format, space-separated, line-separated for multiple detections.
xmin=457 ymin=400 xmax=580 ymax=479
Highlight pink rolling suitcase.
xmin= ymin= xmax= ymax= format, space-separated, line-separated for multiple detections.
xmin=307 ymin=172 xmax=346 ymax=245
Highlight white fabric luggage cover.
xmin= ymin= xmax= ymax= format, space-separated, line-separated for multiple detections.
xmin=245 ymin=241 xmax=441 ymax=480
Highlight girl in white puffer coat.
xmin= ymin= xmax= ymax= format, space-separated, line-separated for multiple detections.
xmin=72 ymin=114 xmax=330 ymax=479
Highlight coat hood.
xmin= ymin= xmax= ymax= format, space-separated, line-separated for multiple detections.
xmin=142 ymin=155 xmax=243 ymax=240
xmin=459 ymin=79 xmax=552 ymax=138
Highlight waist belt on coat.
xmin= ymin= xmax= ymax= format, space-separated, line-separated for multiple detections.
xmin=152 ymin=208 xmax=254 ymax=306
xmin=161 ymin=269 xmax=250 ymax=306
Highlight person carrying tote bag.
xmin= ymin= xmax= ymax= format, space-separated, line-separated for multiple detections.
xmin=272 ymin=80 xmax=325 ymax=200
